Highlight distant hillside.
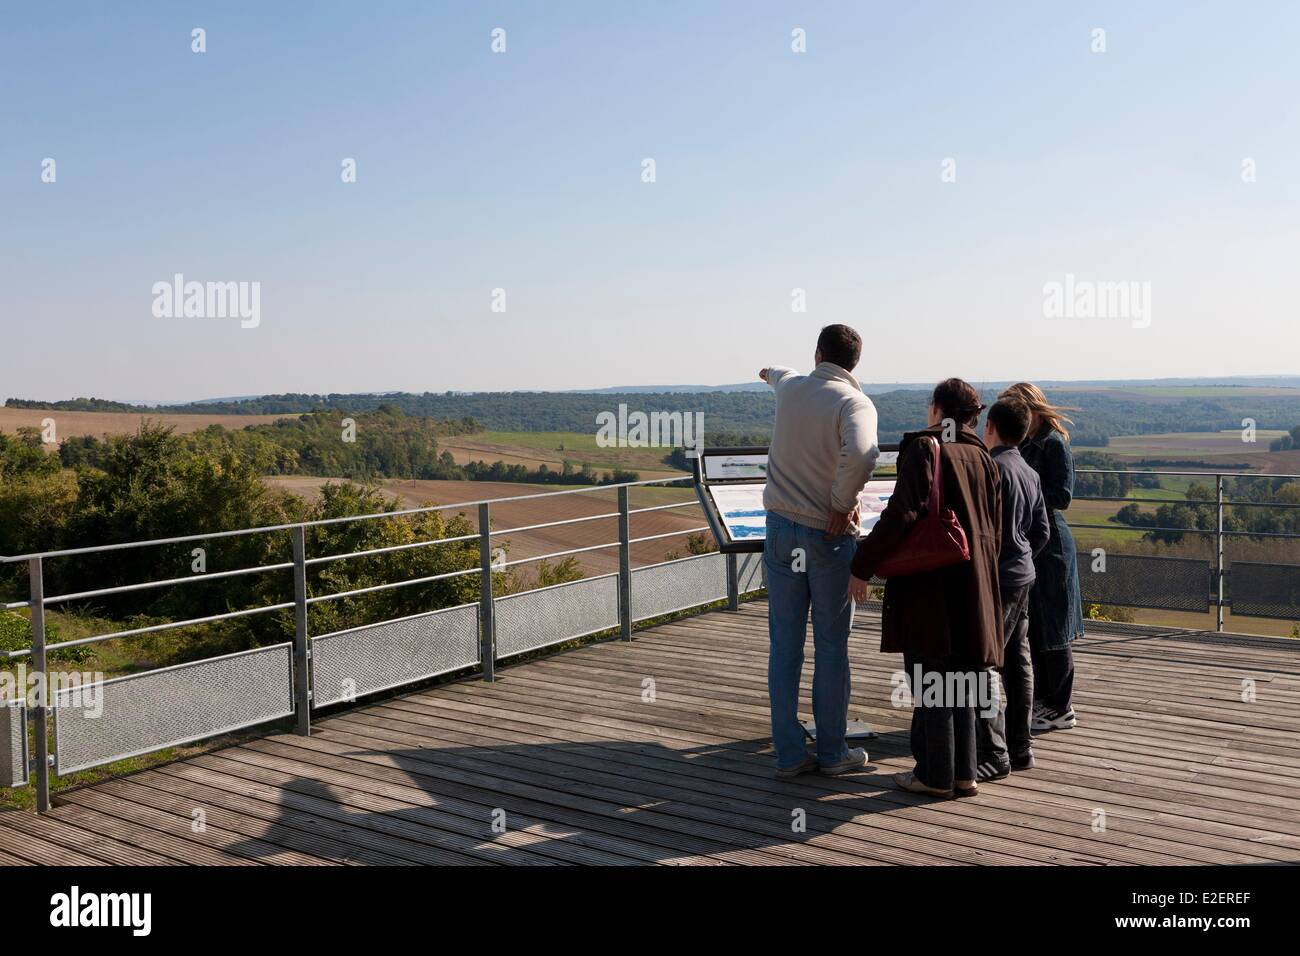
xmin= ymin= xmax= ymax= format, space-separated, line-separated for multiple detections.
xmin=12 ymin=384 xmax=1300 ymax=447
xmin=577 ymin=375 xmax=1300 ymax=394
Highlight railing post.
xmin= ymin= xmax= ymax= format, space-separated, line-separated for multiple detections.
xmin=1215 ymin=474 xmax=1226 ymax=633
xmin=28 ymin=558 xmax=50 ymax=813
xmin=618 ymin=486 xmax=632 ymax=641
xmin=726 ymin=553 xmax=740 ymax=611
xmin=478 ymin=502 xmax=496 ymax=679
xmin=291 ymin=525 xmax=311 ymax=735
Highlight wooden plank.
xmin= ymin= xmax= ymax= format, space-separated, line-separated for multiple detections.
xmin=0 ymin=812 xmax=127 ymax=866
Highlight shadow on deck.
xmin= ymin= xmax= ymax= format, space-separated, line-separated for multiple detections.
xmin=3 ymin=601 xmax=1299 ymax=865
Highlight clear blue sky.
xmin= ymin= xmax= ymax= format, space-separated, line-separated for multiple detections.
xmin=2 ymin=1 xmax=1297 ymax=401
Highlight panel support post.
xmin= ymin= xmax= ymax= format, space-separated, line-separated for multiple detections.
xmin=618 ymin=486 xmax=632 ymax=640
xmin=1215 ymin=474 xmax=1225 ymax=633
xmin=291 ymin=525 xmax=311 ymax=735
xmin=726 ymin=553 xmax=740 ymax=611
xmin=478 ymin=503 xmax=496 ymax=679
xmin=28 ymin=558 xmax=50 ymax=813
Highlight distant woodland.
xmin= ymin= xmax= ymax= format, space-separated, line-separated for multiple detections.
xmin=12 ymin=387 xmax=1300 ymax=447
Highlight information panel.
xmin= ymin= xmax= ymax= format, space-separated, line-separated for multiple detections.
xmin=703 ymin=454 xmax=769 ymax=481
xmin=693 ymin=445 xmax=897 ymax=553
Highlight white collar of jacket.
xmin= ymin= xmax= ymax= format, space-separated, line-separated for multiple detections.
xmin=810 ymin=361 xmax=862 ymax=391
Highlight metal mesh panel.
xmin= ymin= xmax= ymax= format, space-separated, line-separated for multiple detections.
xmin=1228 ymin=561 xmax=1300 ymax=620
xmin=495 ymin=575 xmax=619 ymax=659
xmin=737 ymin=552 xmax=765 ymax=593
xmin=1076 ymin=552 xmax=1210 ymax=612
xmin=1 ymin=704 xmax=26 ymax=788
xmin=53 ymin=643 xmax=294 ymax=774
xmin=632 ymin=553 xmax=728 ymax=622
xmin=311 ymin=603 xmax=479 ymax=707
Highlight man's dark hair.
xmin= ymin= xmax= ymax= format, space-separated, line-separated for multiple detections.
xmin=986 ymin=397 xmax=1031 ymax=445
xmin=930 ymin=377 xmax=984 ymax=427
xmin=816 ymin=324 xmax=862 ymax=372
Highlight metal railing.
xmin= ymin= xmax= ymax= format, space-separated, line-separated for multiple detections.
xmin=0 ymin=475 xmax=755 ymax=811
xmin=2 ymin=465 xmax=1298 ymax=812
xmin=1070 ymin=468 xmax=1300 ymax=632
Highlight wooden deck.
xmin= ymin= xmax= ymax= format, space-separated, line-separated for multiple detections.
xmin=3 ymin=600 xmax=1299 ymax=866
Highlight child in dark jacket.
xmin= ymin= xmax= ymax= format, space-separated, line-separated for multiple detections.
xmin=977 ymin=398 xmax=1051 ymax=779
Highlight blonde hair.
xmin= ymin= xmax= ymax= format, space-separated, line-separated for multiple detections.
xmin=999 ymin=382 xmax=1077 ymax=439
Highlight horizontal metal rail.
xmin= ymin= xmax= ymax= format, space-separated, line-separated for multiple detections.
xmin=1068 ymin=523 xmax=1217 ymax=535
xmin=0 ymin=475 xmax=693 ymax=564
xmin=1075 ymin=494 xmax=1300 ymax=509
xmin=1073 ymin=495 xmax=1197 ymax=506
xmin=489 ymin=511 xmax=620 ymax=536
xmin=305 ymin=534 xmax=478 ymax=566
xmin=497 ymin=541 xmax=621 ymax=568
xmin=628 ymin=500 xmax=701 ymax=515
xmin=41 ymin=562 xmax=296 ymax=605
xmin=5 ymin=600 xmax=298 ymax=659
xmin=1071 ymin=524 xmax=1300 ymax=541
xmin=305 ymin=567 xmax=481 ymax=604
xmin=1076 ymin=468 xmax=1300 ymax=479
xmin=629 ymin=526 xmax=712 ymax=545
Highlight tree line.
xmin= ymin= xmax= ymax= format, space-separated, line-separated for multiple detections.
xmin=13 ymin=389 xmax=1300 ymax=448
xmin=56 ymin=407 xmax=638 ymax=486
xmin=0 ymin=425 xmax=581 ymax=671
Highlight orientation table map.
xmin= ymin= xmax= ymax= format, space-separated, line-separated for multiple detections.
xmin=709 ymin=479 xmax=896 ymax=543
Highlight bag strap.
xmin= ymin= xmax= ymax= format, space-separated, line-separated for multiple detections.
xmin=926 ymin=437 xmax=943 ymax=514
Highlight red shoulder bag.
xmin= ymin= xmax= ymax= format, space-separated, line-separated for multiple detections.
xmin=874 ymin=437 xmax=971 ymax=579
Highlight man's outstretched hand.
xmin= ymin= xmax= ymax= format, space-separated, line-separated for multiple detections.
xmin=759 ymin=368 xmax=769 ymax=382
xmin=848 ymin=573 xmax=871 ymax=604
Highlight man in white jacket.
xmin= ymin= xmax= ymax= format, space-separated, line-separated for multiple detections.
xmin=760 ymin=325 xmax=879 ymax=778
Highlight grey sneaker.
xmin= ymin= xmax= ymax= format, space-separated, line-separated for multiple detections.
xmin=820 ymin=747 xmax=868 ymax=776
xmin=775 ymin=753 xmax=818 ymax=779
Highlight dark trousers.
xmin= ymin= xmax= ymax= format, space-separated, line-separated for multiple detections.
xmin=977 ymin=584 xmax=1034 ymax=766
xmin=904 ymin=654 xmax=978 ymax=791
xmin=1033 ymin=644 xmax=1075 ymax=713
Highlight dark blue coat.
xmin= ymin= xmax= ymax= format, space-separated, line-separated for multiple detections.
xmin=1020 ymin=425 xmax=1085 ymax=650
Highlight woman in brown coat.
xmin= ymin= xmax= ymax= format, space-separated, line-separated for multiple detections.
xmin=848 ymin=378 xmax=1003 ymax=797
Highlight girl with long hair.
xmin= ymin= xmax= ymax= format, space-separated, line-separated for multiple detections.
xmin=999 ymin=383 xmax=1084 ymax=731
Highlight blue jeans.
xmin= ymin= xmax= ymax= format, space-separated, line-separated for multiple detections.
xmin=764 ymin=511 xmax=857 ymax=769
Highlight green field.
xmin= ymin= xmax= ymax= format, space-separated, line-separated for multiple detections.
xmin=470 ymin=430 xmax=688 ymax=476
xmin=1105 ymin=429 xmax=1287 ymax=460
xmin=1123 ymin=386 xmax=1300 ymax=398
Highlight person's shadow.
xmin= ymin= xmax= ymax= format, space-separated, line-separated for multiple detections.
xmin=217 ymin=725 xmax=940 ymax=865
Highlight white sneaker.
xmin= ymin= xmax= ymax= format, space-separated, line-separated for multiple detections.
xmin=1031 ymin=703 xmax=1077 ymax=732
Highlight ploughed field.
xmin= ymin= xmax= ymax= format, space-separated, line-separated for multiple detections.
xmin=266 ymin=477 xmax=709 ymax=578
xmin=0 ymin=407 xmax=294 ymax=438
xmin=436 ymin=431 xmax=685 ymax=481
xmin=1104 ymin=429 xmax=1289 ymax=461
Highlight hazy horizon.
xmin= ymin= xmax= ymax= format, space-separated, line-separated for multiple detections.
xmin=5 ymin=2 xmax=1299 ymax=402
xmin=11 ymin=371 xmax=1300 ymax=409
